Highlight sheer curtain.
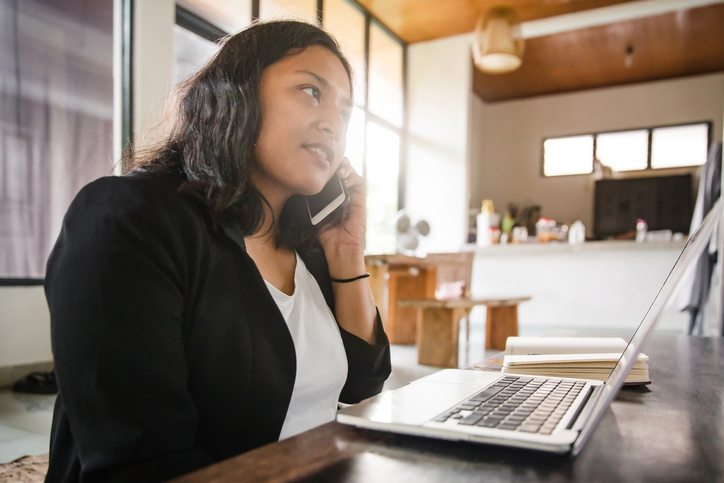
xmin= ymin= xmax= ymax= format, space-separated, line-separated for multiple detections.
xmin=0 ymin=0 xmax=114 ymax=279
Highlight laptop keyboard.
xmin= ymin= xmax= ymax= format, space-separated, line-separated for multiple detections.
xmin=433 ymin=376 xmax=586 ymax=435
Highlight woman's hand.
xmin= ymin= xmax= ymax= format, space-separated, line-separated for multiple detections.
xmin=318 ymin=157 xmax=366 ymax=263
xmin=318 ymin=158 xmax=377 ymax=344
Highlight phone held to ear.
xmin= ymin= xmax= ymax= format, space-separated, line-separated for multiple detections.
xmin=306 ymin=175 xmax=349 ymax=225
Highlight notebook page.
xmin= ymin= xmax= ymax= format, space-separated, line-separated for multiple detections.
xmin=503 ymin=352 xmax=649 ymax=365
xmin=504 ymin=337 xmax=628 ymax=356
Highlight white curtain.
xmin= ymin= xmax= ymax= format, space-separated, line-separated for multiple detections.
xmin=0 ymin=0 xmax=114 ymax=278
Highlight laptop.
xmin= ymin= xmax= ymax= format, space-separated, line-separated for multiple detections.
xmin=338 ymin=197 xmax=722 ymax=455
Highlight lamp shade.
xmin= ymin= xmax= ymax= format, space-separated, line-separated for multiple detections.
xmin=473 ymin=6 xmax=524 ymax=74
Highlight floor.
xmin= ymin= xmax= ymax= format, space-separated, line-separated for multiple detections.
xmin=0 ymin=391 xmax=55 ymax=465
xmin=0 ymin=320 xmax=597 ymax=464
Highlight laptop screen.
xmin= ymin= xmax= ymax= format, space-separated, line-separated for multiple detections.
xmin=572 ymin=197 xmax=723 ymax=455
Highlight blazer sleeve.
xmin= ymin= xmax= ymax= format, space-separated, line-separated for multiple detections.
xmin=338 ymin=310 xmax=392 ymax=404
xmin=45 ymin=176 xmax=213 ymax=482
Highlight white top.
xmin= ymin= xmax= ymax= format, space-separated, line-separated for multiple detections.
xmin=264 ymin=252 xmax=348 ymax=440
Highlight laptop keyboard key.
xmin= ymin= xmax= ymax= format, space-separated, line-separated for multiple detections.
xmin=458 ymin=414 xmax=484 ymax=425
xmin=479 ymin=419 xmax=502 ymax=428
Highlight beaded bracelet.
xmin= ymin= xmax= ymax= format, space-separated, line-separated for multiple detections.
xmin=330 ymin=273 xmax=370 ymax=283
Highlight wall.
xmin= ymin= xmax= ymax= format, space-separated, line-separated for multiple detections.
xmin=133 ymin=0 xmax=175 ymax=147
xmin=406 ymin=34 xmax=473 ymax=253
xmin=0 ymin=287 xmax=52 ymax=386
xmin=470 ymin=73 xmax=724 ymax=231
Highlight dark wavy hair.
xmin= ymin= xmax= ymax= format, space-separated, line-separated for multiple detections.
xmin=126 ymin=20 xmax=353 ymax=249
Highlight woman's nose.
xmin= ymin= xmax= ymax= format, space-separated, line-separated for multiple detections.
xmin=318 ymin=106 xmax=346 ymax=139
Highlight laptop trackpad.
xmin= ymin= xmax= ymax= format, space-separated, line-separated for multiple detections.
xmin=343 ymin=380 xmax=479 ymax=426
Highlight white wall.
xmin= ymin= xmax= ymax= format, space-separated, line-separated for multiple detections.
xmin=133 ymin=0 xmax=175 ymax=148
xmin=470 ymin=73 xmax=724 ymax=230
xmin=0 ymin=287 xmax=52 ymax=372
xmin=406 ymin=34 xmax=473 ymax=253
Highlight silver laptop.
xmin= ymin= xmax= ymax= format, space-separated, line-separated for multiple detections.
xmin=338 ymin=198 xmax=722 ymax=455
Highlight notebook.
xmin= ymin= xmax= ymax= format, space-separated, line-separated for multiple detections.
xmin=337 ymin=197 xmax=722 ymax=455
xmin=498 ymin=336 xmax=650 ymax=384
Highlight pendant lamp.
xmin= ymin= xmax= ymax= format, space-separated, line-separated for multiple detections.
xmin=472 ymin=6 xmax=524 ymax=74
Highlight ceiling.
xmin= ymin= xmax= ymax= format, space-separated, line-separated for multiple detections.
xmin=473 ymin=2 xmax=724 ymax=102
xmin=355 ymin=0 xmax=639 ymax=44
xmin=355 ymin=0 xmax=724 ymax=102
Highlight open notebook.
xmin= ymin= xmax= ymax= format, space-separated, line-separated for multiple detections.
xmin=500 ymin=337 xmax=650 ymax=384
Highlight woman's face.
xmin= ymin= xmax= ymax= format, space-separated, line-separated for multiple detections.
xmin=253 ymin=45 xmax=352 ymax=200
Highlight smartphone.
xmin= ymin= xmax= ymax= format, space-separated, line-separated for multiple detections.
xmin=306 ymin=175 xmax=349 ymax=225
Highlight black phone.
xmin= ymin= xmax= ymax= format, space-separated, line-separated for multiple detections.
xmin=305 ymin=175 xmax=349 ymax=225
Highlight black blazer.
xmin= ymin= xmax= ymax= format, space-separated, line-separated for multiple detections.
xmin=44 ymin=169 xmax=391 ymax=482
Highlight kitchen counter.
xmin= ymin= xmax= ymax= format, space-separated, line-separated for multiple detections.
xmin=466 ymin=239 xmax=689 ymax=333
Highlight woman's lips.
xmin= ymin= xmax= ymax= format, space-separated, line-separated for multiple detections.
xmin=304 ymin=144 xmax=333 ymax=168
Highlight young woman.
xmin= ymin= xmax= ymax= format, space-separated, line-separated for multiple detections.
xmin=44 ymin=21 xmax=391 ymax=482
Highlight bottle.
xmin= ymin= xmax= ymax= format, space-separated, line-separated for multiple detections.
xmin=636 ymin=219 xmax=647 ymax=243
xmin=569 ymin=220 xmax=585 ymax=245
xmin=477 ymin=200 xmax=495 ymax=247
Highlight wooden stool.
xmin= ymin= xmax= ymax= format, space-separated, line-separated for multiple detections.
xmin=398 ymin=297 xmax=531 ymax=367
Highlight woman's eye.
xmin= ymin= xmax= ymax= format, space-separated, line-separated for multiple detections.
xmin=301 ymin=86 xmax=320 ymax=101
xmin=341 ymin=112 xmax=351 ymax=125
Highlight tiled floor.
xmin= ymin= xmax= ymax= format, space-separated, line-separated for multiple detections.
xmin=0 ymin=390 xmax=55 ymax=464
xmin=0 ymin=319 xmax=607 ymax=464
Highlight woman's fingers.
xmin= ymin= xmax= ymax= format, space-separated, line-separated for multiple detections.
xmin=336 ymin=157 xmax=353 ymax=179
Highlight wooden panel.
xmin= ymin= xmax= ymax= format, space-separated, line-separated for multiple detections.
xmin=473 ymin=3 xmax=724 ymax=102
xmin=355 ymin=0 xmax=635 ymax=44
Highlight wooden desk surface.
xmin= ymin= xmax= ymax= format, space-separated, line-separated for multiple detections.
xmin=173 ymin=334 xmax=724 ymax=482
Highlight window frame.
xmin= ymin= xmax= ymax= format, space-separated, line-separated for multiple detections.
xmin=541 ymin=121 xmax=713 ymax=177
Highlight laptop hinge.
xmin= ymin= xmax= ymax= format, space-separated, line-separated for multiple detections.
xmin=568 ymin=384 xmax=602 ymax=432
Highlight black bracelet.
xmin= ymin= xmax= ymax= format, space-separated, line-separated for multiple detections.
xmin=330 ymin=273 xmax=370 ymax=283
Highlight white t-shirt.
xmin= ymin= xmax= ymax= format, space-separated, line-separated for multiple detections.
xmin=264 ymin=252 xmax=348 ymax=440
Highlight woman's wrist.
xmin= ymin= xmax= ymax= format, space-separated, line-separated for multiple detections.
xmin=324 ymin=245 xmax=366 ymax=280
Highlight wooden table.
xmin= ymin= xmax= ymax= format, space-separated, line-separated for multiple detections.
xmin=398 ymin=297 xmax=531 ymax=367
xmin=365 ymin=254 xmax=437 ymax=345
xmin=365 ymin=253 xmax=474 ymax=345
xmin=172 ymin=334 xmax=724 ymax=482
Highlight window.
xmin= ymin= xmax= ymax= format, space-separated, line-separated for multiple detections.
xmin=651 ymin=124 xmax=709 ymax=169
xmin=596 ymin=130 xmax=648 ymax=172
xmin=543 ymin=122 xmax=711 ymax=177
xmin=0 ymin=0 xmax=114 ymax=279
xmin=173 ymin=25 xmax=220 ymax=85
xmin=368 ymin=21 xmax=404 ymax=128
xmin=365 ymin=121 xmax=400 ymax=254
xmin=543 ymin=135 xmax=594 ymax=176
xmin=177 ymin=0 xmax=252 ymax=34
xmin=323 ymin=0 xmax=366 ymax=106
xmin=259 ymin=0 xmax=318 ymax=23
xmin=322 ymin=2 xmax=406 ymax=254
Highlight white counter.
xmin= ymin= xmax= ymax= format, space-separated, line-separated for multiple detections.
xmin=467 ymin=240 xmax=689 ymax=332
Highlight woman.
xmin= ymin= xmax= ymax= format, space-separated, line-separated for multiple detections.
xmin=44 ymin=21 xmax=390 ymax=482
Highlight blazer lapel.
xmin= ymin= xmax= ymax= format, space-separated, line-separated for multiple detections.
xmin=218 ymin=220 xmax=247 ymax=252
